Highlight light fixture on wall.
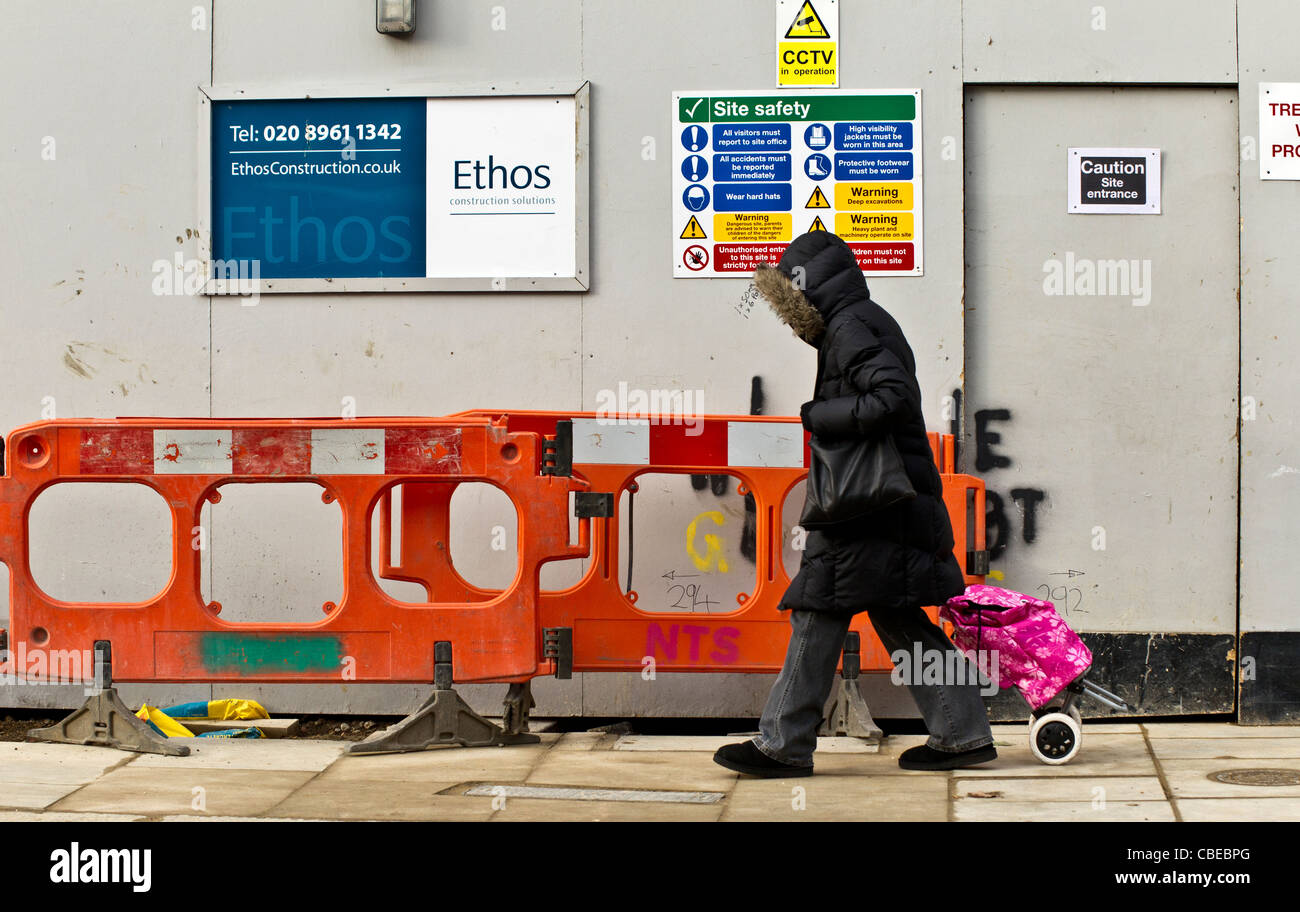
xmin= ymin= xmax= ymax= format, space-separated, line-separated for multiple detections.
xmin=376 ymin=0 xmax=416 ymax=34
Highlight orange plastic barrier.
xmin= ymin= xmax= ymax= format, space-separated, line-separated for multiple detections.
xmin=0 ymin=412 xmax=985 ymax=687
xmin=448 ymin=410 xmax=986 ymax=677
xmin=0 ymin=416 xmax=590 ymax=686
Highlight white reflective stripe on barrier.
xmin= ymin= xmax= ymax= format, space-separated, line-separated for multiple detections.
xmin=153 ymin=429 xmax=234 ymax=474
xmin=726 ymin=421 xmax=804 ymax=467
xmin=310 ymin=428 xmax=385 ymax=475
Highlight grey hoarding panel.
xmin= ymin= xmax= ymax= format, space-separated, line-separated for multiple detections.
xmin=963 ymin=0 xmax=1237 ymax=85
xmin=964 ymin=86 xmax=1238 ymax=638
xmin=0 ymin=2 xmax=215 ymax=625
xmin=1239 ymin=1 xmax=1300 ymax=635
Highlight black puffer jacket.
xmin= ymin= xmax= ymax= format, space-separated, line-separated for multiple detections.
xmin=755 ymin=231 xmax=965 ymax=617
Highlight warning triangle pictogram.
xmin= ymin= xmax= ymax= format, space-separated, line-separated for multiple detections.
xmin=808 ymin=216 xmax=827 ymax=232
xmin=785 ymin=1 xmax=830 ymax=38
xmin=805 ymin=186 xmax=830 ymax=209
xmin=680 ymin=215 xmax=707 ymax=239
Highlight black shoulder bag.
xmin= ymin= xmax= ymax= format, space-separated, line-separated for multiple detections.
xmin=799 ymin=315 xmax=917 ymax=530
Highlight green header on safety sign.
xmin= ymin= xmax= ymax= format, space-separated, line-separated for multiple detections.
xmin=679 ymin=94 xmax=915 ymax=124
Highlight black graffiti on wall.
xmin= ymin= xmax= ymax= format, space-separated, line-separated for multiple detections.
xmin=961 ymin=393 xmax=1048 ymax=561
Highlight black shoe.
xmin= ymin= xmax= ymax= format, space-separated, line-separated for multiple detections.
xmin=713 ymin=740 xmax=813 ymax=778
xmin=898 ymin=743 xmax=997 ymax=771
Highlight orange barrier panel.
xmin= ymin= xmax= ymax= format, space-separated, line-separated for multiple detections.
xmin=0 ymin=411 xmax=985 ymax=752
xmin=0 ymin=416 xmax=591 ymax=686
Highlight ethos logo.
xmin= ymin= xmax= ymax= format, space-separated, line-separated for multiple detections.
xmin=453 ymin=155 xmax=552 ymax=190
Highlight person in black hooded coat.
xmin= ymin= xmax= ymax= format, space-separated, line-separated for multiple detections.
xmin=713 ymin=231 xmax=996 ymax=776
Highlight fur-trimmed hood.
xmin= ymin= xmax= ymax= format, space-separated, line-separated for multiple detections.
xmin=755 ymin=231 xmax=869 ymax=348
xmin=755 ymin=262 xmax=824 ymax=346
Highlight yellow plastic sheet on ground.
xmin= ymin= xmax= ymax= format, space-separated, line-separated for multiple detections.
xmin=166 ymin=698 xmax=269 ymax=721
xmin=135 ymin=703 xmax=195 ymax=738
xmin=135 ymin=699 xmax=269 ymax=738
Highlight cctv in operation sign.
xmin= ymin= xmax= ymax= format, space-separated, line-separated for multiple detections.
xmin=673 ymin=89 xmax=923 ymax=278
xmin=202 ymin=84 xmax=589 ymax=292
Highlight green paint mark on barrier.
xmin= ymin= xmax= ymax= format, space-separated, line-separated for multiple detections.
xmin=200 ymin=633 xmax=342 ymax=674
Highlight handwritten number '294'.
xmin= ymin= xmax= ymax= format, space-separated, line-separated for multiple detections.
xmin=669 ymin=584 xmax=719 ymax=612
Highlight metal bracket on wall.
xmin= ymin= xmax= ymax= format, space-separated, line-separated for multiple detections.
xmin=347 ymin=642 xmax=541 ymax=754
xmin=967 ymin=550 xmax=990 ymax=576
xmin=818 ymin=632 xmax=884 ymax=748
xmin=28 ymin=641 xmax=189 ymax=757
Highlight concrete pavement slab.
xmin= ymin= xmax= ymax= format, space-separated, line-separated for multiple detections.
xmin=0 ymin=742 xmax=132 ymax=810
xmin=550 ymin=733 xmax=604 ymax=751
xmin=785 ymin=734 xmax=960 ymax=776
xmin=158 ymin=815 xmax=339 ymax=822
xmin=0 ymin=742 xmax=130 ymax=784
xmin=128 ymin=738 xmax=347 ymax=771
xmin=318 ymin=743 xmax=547 ymax=782
xmin=954 ymin=799 xmax=1175 ymax=821
xmin=955 ymin=776 xmax=1166 ymax=802
xmin=721 ymin=774 xmax=948 ymax=821
xmin=1157 ymin=758 xmax=1300 ymax=798
xmin=49 ymin=767 xmax=316 ymax=817
xmin=270 ymin=779 xmax=494 ymax=821
xmin=1143 ymin=722 xmax=1300 ymax=738
xmin=0 ymin=811 xmax=144 ymax=821
xmin=801 ymin=750 xmax=960 ymax=776
xmin=1 ymin=782 xmax=112 ymax=812
xmin=1148 ymin=737 xmax=1300 ymax=760
xmin=614 ymin=735 xmax=877 ymax=752
xmin=490 ymin=796 xmax=724 ymax=821
xmin=956 ymin=734 xmax=1157 ymax=777
xmin=527 ymin=749 xmax=738 ymax=792
xmin=1175 ymin=798 xmax=1300 ymax=821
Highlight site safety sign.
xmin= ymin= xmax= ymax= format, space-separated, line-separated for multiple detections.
xmin=672 ymin=89 xmax=923 ymax=278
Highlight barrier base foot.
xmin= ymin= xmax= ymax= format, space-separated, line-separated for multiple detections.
xmin=502 ymin=681 xmax=534 ymax=736
xmin=28 ymin=687 xmax=190 ymax=757
xmin=347 ymin=685 xmax=541 ymax=755
xmin=819 ymin=677 xmax=884 ymax=746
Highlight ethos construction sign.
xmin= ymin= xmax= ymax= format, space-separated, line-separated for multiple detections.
xmin=200 ymin=84 xmax=590 ymax=292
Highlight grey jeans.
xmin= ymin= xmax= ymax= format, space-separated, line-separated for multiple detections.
xmin=753 ymin=606 xmax=995 ymax=767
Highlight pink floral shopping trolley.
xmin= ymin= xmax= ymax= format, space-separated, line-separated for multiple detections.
xmin=940 ymin=584 xmax=1130 ymax=765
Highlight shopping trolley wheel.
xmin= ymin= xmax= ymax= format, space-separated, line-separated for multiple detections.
xmin=1029 ymin=712 xmax=1082 ymax=765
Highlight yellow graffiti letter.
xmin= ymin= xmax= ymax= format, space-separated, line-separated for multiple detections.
xmin=686 ymin=510 xmax=728 ymax=572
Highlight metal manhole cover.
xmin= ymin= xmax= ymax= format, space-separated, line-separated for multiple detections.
xmin=1208 ymin=768 xmax=1300 ymax=787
